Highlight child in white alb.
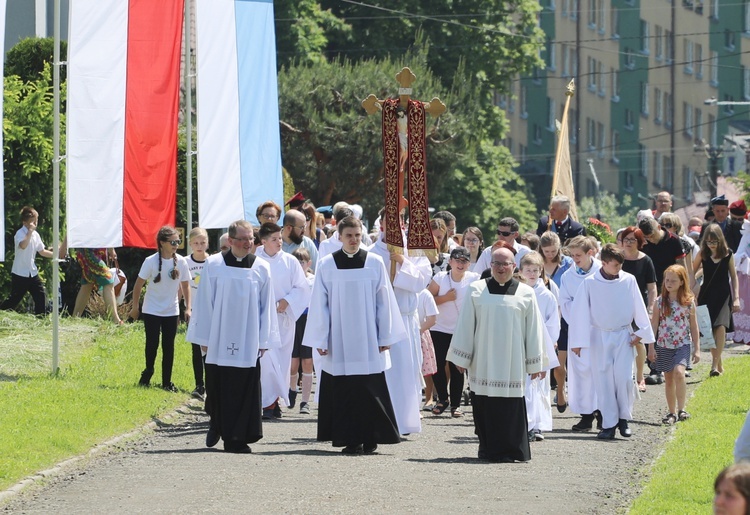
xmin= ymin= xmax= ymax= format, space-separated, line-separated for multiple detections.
xmin=185 ymin=227 xmax=209 ymax=401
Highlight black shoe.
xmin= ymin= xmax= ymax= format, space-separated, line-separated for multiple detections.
xmin=528 ymin=430 xmax=536 ymax=443
xmin=273 ymin=404 xmax=283 ymax=418
xmin=594 ymin=410 xmax=603 ymax=430
xmin=618 ymin=419 xmax=632 ymax=438
xmin=262 ymin=408 xmax=273 ymax=420
xmin=162 ymin=382 xmax=178 ymax=393
xmin=138 ymin=368 xmax=153 ymax=387
xmin=572 ymin=414 xmax=595 ymax=431
xmin=597 ymin=427 xmax=617 ymax=440
xmin=363 ymin=443 xmax=378 ymax=454
xmin=224 ymin=442 xmax=251 ymax=454
xmin=288 ymin=389 xmax=297 ymax=409
xmin=342 ymin=444 xmax=363 ymax=455
xmin=192 ymin=385 xmax=206 ymax=401
xmin=206 ymin=429 xmax=220 ymax=448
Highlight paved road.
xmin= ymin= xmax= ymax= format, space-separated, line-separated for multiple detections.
xmin=3 ymin=345 xmax=745 ymax=514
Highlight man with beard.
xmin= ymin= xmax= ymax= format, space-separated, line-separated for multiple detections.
xmin=282 ymin=209 xmax=319 ymax=270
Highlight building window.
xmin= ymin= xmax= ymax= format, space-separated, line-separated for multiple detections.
xmin=745 ymin=0 xmax=750 ymax=33
xmin=611 ymin=68 xmax=620 ymax=101
xmin=640 ymin=144 xmax=648 ymax=178
xmin=548 ymin=41 xmax=557 ymax=71
xmin=569 ymin=108 xmax=578 ymax=143
xmin=624 ymin=172 xmax=633 ymax=192
xmin=571 ymin=47 xmax=578 ymax=76
xmin=640 ymin=20 xmax=650 ymax=54
xmin=655 ymin=87 xmax=663 ymax=123
xmin=519 ymin=144 xmax=527 ymax=164
xmin=684 ymin=40 xmax=694 ymax=74
xmin=587 ymin=57 xmax=598 ymax=92
xmin=611 ymin=130 xmax=619 ymax=163
xmin=684 ymin=102 xmax=693 ymax=137
xmin=641 ymin=82 xmax=649 ymax=116
xmin=520 ymin=86 xmax=528 ymax=118
xmin=684 ymin=167 xmax=694 ymax=199
xmin=709 ymin=113 xmax=717 ymax=146
xmin=695 ymin=43 xmax=703 ymax=78
xmin=710 ymin=51 xmax=719 ymax=86
xmin=655 ymin=25 xmax=663 ymax=60
xmin=561 ymin=44 xmax=569 ymax=76
xmin=588 ymin=0 xmax=597 ymax=28
xmin=548 ymin=98 xmax=557 ymax=130
xmin=744 ymin=67 xmax=750 ymax=100
xmin=587 ymin=117 xmax=596 ymax=150
xmin=710 ymin=0 xmax=719 ymax=20
xmin=664 ymin=156 xmax=674 ymax=192
xmin=724 ymin=94 xmax=736 ymax=115
xmin=625 ymin=48 xmax=635 ymax=69
xmin=562 ymin=0 xmax=568 ymax=17
xmin=533 ymin=124 xmax=542 ymax=145
xmin=611 ymin=8 xmax=619 ymax=38
xmin=726 ymin=29 xmax=736 ymax=50
xmin=571 ymin=0 xmax=578 ymax=20
xmin=598 ymin=122 xmax=605 ymax=157
xmin=625 ymin=108 xmax=634 ymax=130
xmin=695 ymin=107 xmax=703 ymax=142
xmin=654 ymin=151 xmax=663 ymax=187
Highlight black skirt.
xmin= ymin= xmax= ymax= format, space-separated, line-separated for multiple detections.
xmin=317 ymin=370 xmax=401 ymax=447
xmin=204 ymin=360 xmax=263 ymax=445
xmin=471 ymin=393 xmax=531 ymax=462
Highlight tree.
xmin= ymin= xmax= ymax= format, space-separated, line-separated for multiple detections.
xmin=578 ymin=193 xmax=641 ymax=236
xmin=5 ymin=37 xmax=67 ymax=83
xmin=275 ymin=0 xmax=350 ymax=66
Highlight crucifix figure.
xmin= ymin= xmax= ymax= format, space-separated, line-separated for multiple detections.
xmin=362 ymin=68 xmax=446 ymax=214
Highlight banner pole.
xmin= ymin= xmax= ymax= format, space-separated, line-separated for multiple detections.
xmin=185 ymin=0 xmax=193 ymax=231
xmin=52 ymin=0 xmax=61 ymax=374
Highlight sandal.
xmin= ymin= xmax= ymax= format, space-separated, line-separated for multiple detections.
xmin=677 ymin=410 xmax=690 ymax=421
xmin=662 ymin=413 xmax=677 ymax=425
xmin=637 ymin=380 xmax=646 ymax=393
xmin=432 ymin=401 xmax=450 ymax=415
xmin=451 ymin=407 xmax=464 ymax=418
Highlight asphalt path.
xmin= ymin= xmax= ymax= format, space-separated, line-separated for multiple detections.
xmin=3 ymin=344 xmax=746 ymax=514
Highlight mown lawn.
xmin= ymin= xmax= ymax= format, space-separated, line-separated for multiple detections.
xmin=629 ymin=351 xmax=750 ymax=514
xmin=0 ymin=312 xmax=193 ymax=490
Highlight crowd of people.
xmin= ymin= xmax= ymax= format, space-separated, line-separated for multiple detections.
xmin=3 ymin=191 xmax=749 ymax=467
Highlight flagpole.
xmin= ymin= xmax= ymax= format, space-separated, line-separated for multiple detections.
xmin=185 ymin=0 xmax=193 ymax=231
xmin=52 ymin=0 xmax=61 ymax=374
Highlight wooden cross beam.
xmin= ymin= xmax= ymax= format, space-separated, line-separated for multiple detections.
xmin=362 ymin=67 xmax=446 ymax=117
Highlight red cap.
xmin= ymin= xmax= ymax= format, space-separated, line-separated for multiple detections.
xmin=730 ymin=199 xmax=747 ymax=216
xmin=285 ymin=191 xmax=305 ymax=208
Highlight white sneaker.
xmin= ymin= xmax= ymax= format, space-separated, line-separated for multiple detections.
xmin=299 ymin=402 xmax=310 ymax=415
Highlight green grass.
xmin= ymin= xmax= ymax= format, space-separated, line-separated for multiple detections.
xmin=0 ymin=312 xmax=193 ymax=490
xmin=629 ymin=353 xmax=750 ymax=514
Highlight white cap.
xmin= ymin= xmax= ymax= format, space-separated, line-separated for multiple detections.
xmin=350 ymin=204 xmax=363 ymax=220
xmin=636 ymin=209 xmax=654 ymax=223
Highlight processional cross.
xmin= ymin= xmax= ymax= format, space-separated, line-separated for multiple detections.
xmin=362 ymin=67 xmax=446 ymax=276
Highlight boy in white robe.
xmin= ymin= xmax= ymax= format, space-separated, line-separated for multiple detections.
xmin=303 ymin=216 xmax=406 ymax=454
xmin=449 ymin=246 xmax=545 ymax=462
xmin=569 ymin=244 xmax=655 ymax=439
xmin=255 ymin=223 xmax=311 ymax=418
xmin=559 ymin=235 xmax=601 ymax=431
xmin=187 ymin=221 xmax=279 ymax=453
xmin=519 ymin=252 xmax=560 ymax=442
xmin=368 ymin=211 xmax=431 ymax=435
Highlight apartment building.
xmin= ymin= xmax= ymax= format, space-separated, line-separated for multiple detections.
xmin=504 ymin=0 xmax=749 ymax=212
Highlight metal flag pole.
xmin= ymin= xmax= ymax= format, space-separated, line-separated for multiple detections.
xmin=185 ymin=0 xmax=193 ymax=231
xmin=51 ymin=0 xmax=62 ymax=374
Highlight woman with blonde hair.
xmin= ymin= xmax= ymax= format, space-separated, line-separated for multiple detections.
xmin=428 ymin=218 xmax=450 ymax=276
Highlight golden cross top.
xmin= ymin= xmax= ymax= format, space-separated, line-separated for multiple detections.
xmin=362 ymin=66 xmax=446 ymax=117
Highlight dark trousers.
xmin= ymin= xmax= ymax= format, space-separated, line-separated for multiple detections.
xmin=431 ymin=330 xmax=464 ymax=408
xmin=142 ymin=313 xmax=178 ymax=386
xmin=191 ymin=343 xmax=205 ymax=388
xmin=1 ymin=273 xmax=47 ymax=315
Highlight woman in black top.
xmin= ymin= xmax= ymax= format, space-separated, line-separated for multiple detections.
xmin=618 ymin=226 xmax=657 ymax=391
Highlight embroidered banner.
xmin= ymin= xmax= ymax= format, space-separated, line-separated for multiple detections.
xmin=381 ymin=99 xmax=403 ymax=253
xmin=405 ymin=100 xmax=434 ymax=253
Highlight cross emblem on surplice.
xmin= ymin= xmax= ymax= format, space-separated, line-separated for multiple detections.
xmin=362 ymin=67 xmax=446 ymax=213
xmin=227 ymin=343 xmax=239 ymax=355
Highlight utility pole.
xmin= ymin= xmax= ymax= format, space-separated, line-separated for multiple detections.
xmin=702 ymin=145 xmax=722 ymax=198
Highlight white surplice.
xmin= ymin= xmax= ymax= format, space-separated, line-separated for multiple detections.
xmin=558 ymin=259 xmax=601 ymax=415
xmin=368 ymin=234 xmax=431 ymax=434
xmin=448 ymin=279 xmax=545 ymax=398
xmin=186 ymin=254 xmax=279 ymax=366
xmin=525 ymin=278 xmax=561 ymax=432
xmin=474 ymin=241 xmax=531 ymax=273
xmin=317 ymin=231 xmax=342 ymax=261
xmin=568 ymin=271 xmax=655 ymax=429
xmin=302 ymin=252 xmax=406 ymax=374
xmin=255 ymin=247 xmax=311 ymax=407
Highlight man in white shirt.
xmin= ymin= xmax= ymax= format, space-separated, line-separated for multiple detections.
xmin=475 ymin=217 xmax=531 ymax=272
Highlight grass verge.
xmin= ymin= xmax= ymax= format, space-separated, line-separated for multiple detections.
xmin=629 ymin=352 xmax=750 ymax=514
xmin=0 ymin=312 xmax=193 ymax=491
